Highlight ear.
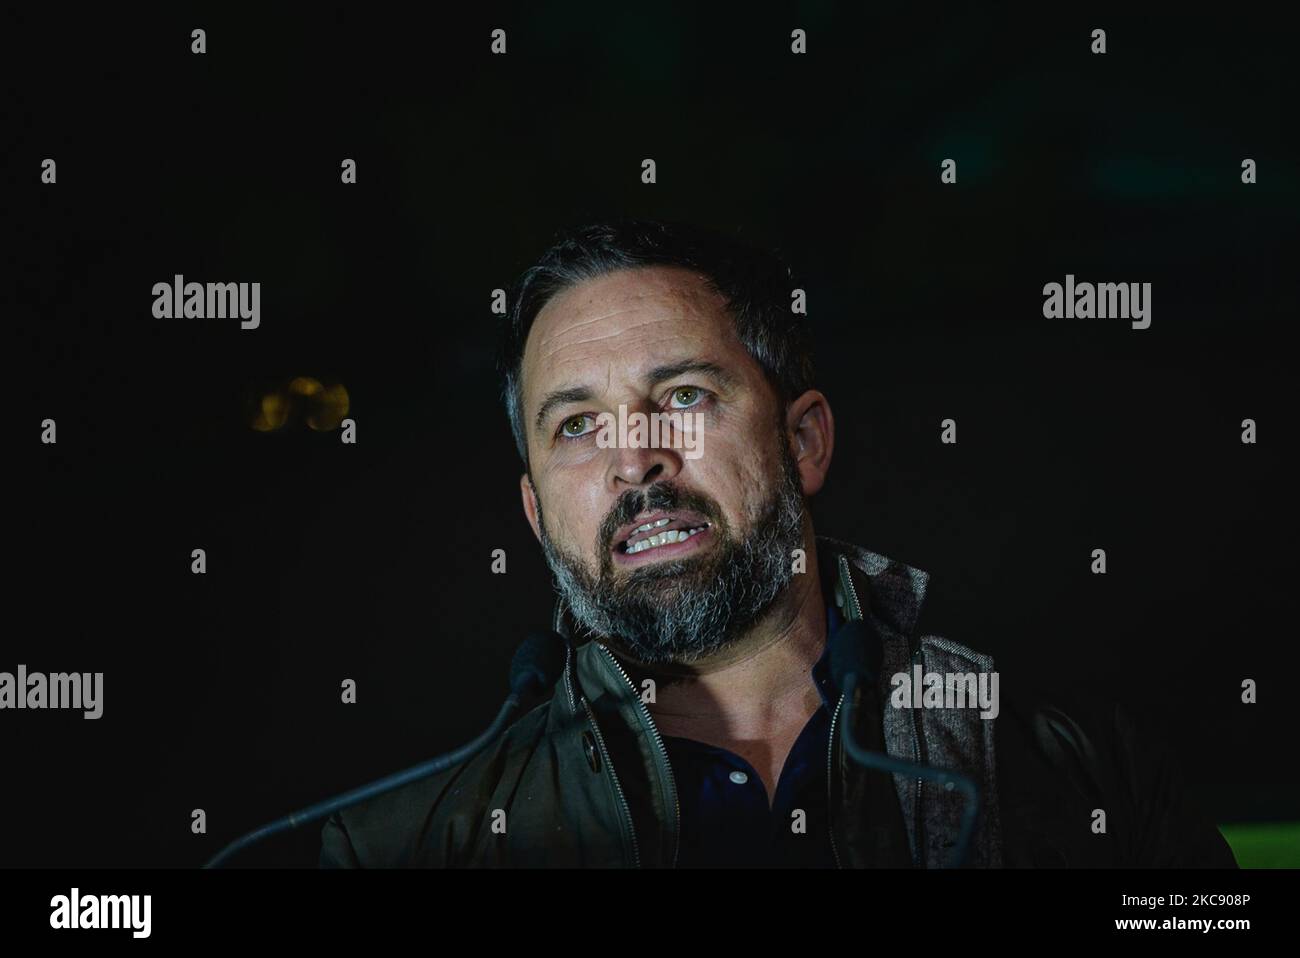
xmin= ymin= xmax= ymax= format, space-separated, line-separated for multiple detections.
xmin=520 ymin=473 xmax=543 ymax=543
xmin=785 ymin=389 xmax=834 ymax=497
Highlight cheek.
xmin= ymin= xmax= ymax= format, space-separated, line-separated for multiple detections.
xmin=697 ymin=391 xmax=789 ymax=518
xmin=537 ymin=468 xmax=609 ymax=548
xmin=689 ymin=437 xmax=772 ymax=526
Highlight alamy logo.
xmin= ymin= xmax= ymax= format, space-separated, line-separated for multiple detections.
xmin=152 ymin=274 xmax=260 ymax=329
xmin=50 ymin=888 xmax=151 ymax=938
xmin=593 ymin=404 xmax=704 ymax=460
xmin=0 ymin=666 xmax=102 ymax=719
xmin=1042 ymin=274 xmax=1151 ymax=329
xmin=890 ymin=665 xmax=999 ymax=719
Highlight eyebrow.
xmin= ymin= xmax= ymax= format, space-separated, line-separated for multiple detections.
xmin=532 ymin=359 xmax=736 ymax=434
xmin=647 ymin=360 xmax=736 ymax=391
xmin=533 ymin=386 xmax=594 ymax=433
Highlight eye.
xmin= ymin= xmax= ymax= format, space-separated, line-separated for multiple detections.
xmin=669 ymin=386 xmax=705 ymax=409
xmin=558 ymin=414 xmax=595 ymax=439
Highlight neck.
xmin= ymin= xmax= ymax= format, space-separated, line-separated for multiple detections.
xmin=617 ymin=539 xmax=829 ymax=745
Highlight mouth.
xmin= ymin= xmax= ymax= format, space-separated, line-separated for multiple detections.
xmin=611 ymin=510 xmax=713 ymax=566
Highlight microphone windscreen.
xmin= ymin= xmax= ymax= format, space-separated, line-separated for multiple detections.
xmin=829 ymin=618 xmax=884 ymax=692
xmin=509 ymin=630 xmax=569 ymax=697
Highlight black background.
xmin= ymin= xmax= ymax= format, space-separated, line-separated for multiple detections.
xmin=5 ymin=7 xmax=1294 ymax=867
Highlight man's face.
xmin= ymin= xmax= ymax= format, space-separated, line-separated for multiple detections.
xmin=517 ymin=265 xmax=812 ymax=665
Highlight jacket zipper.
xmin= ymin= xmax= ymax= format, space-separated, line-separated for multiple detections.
xmin=826 ymin=691 xmax=845 ymax=868
xmin=596 ymin=644 xmax=681 ymax=868
xmin=909 ymin=646 xmax=926 ymax=868
xmin=579 ymin=695 xmax=642 ymax=868
xmin=831 ymin=557 xmax=863 ymax=868
xmin=836 ymin=555 xmax=923 ymax=868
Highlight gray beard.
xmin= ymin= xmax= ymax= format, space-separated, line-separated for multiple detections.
xmin=536 ymin=444 xmax=807 ymax=666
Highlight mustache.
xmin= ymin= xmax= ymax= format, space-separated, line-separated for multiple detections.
xmin=597 ymin=481 xmax=724 ymax=553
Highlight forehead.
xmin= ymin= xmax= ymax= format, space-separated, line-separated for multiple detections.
xmin=522 ymin=265 xmax=746 ymax=392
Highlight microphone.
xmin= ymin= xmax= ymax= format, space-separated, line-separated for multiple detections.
xmin=829 ymin=619 xmax=981 ymax=868
xmin=203 ymin=630 xmax=569 ymax=868
xmin=507 ymin=628 xmax=569 ymax=699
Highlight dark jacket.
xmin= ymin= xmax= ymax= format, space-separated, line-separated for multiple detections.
xmin=319 ymin=537 xmax=1237 ymax=868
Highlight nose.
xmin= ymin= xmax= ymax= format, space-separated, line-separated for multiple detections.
xmin=610 ymin=448 xmax=680 ymax=488
xmin=606 ymin=409 xmax=685 ymax=491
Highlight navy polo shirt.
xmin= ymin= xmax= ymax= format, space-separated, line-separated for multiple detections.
xmin=661 ymin=602 xmax=842 ymax=868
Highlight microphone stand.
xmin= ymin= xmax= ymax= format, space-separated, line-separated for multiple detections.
xmin=839 ymin=672 xmax=981 ymax=868
xmin=203 ymin=695 xmax=522 ymax=868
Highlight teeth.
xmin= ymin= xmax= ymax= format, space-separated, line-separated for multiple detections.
xmin=625 ymin=526 xmax=707 ymax=555
xmin=632 ymin=517 xmax=673 ymax=534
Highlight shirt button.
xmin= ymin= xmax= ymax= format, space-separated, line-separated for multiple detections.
xmin=729 ymin=770 xmax=749 ymax=785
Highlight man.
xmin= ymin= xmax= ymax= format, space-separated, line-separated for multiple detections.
xmin=319 ymin=218 xmax=1236 ymax=868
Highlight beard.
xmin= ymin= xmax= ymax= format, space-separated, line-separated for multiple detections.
xmin=535 ymin=439 xmax=808 ymax=666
